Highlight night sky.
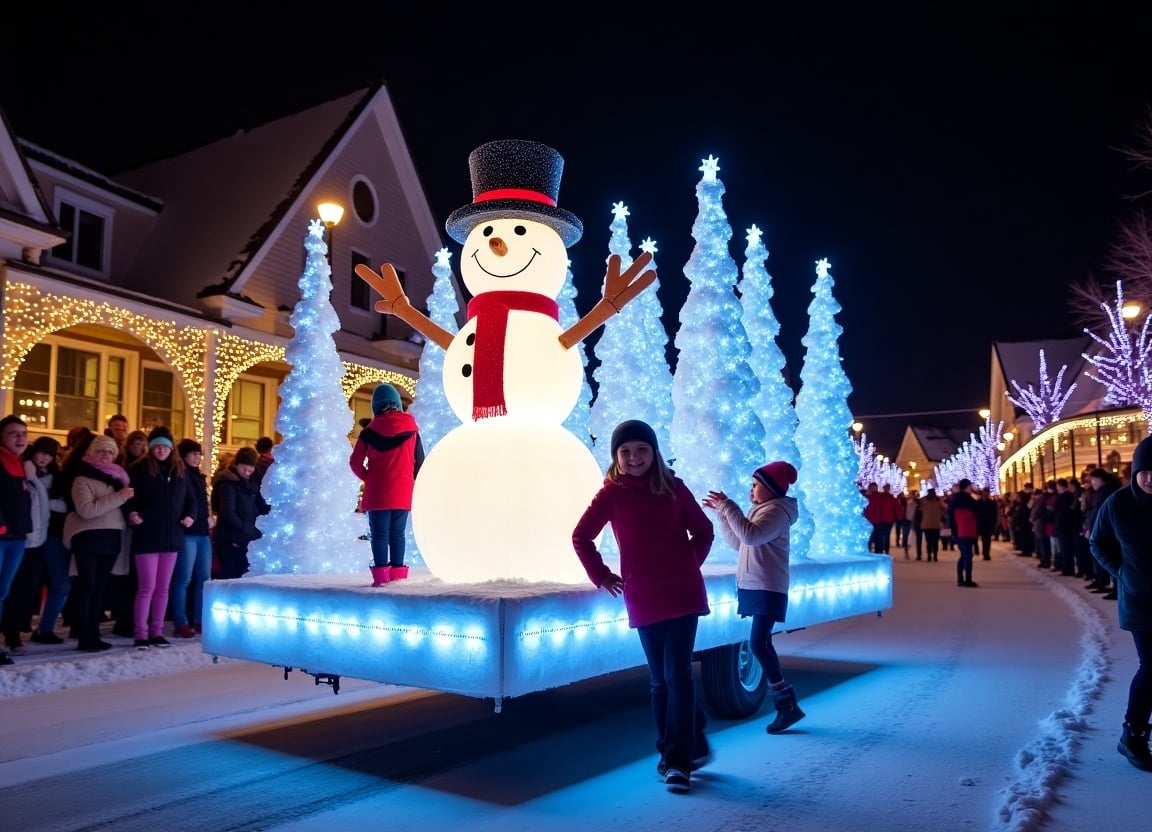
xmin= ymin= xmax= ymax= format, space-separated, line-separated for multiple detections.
xmin=4 ymin=6 xmax=1151 ymax=455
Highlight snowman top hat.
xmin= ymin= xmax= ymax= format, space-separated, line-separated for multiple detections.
xmin=445 ymin=139 xmax=583 ymax=247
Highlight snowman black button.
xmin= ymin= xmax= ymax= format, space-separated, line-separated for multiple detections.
xmin=462 ymin=364 xmax=472 ymax=378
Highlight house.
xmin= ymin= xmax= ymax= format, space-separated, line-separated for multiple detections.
xmin=0 ymin=82 xmax=460 ymax=467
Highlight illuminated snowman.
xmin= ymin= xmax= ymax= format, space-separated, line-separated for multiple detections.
xmin=356 ymin=140 xmax=654 ymax=583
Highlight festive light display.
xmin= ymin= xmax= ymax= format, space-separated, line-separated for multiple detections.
xmin=669 ymin=156 xmax=766 ymax=522
xmin=407 ymin=247 xmax=459 ymax=453
xmin=559 ymin=256 xmax=595 ymax=450
xmin=794 ymin=259 xmax=871 ymax=559
xmin=1007 ymin=349 xmax=1076 ymax=434
xmin=1083 ymin=279 xmax=1152 ymax=430
xmin=247 ymin=220 xmax=365 ymax=575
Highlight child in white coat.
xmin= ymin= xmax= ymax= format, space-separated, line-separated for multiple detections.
xmin=703 ymin=461 xmax=805 ymax=733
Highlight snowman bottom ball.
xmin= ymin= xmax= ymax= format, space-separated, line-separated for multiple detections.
xmin=412 ymin=418 xmax=604 ymax=584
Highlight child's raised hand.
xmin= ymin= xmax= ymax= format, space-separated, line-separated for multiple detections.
xmin=702 ymin=490 xmax=728 ymax=510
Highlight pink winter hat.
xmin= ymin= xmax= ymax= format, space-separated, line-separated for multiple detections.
xmin=754 ymin=461 xmax=798 ymax=498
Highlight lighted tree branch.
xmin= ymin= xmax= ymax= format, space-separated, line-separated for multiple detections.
xmin=1007 ymin=349 xmax=1077 ymax=434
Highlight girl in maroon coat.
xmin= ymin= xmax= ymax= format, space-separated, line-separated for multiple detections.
xmin=349 ymin=383 xmax=423 ymax=586
xmin=572 ymin=419 xmax=714 ymax=793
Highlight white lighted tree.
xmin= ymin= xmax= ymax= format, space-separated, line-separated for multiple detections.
xmin=408 ymin=247 xmax=460 ymax=452
xmin=1083 ymin=279 xmax=1152 ymax=430
xmin=1007 ymin=349 xmax=1076 ymax=433
xmin=739 ymin=223 xmax=811 ymax=557
xmin=559 ymin=256 xmax=595 ymax=449
xmin=669 ymin=155 xmax=765 ymax=522
xmin=793 ymin=258 xmax=870 ymax=558
xmin=249 ymin=219 xmax=362 ymax=574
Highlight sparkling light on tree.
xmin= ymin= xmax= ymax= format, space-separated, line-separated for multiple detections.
xmin=968 ymin=417 xmax=1005 ymax=493
xmin=739 ymin=223 xmax=812 ymax=557
xmin=589 ymin=202 xmax=672 ymax=470
xmin=793 ymin=258 xmax=870 ymax=559
xmin=408 ymin=247 xmax=460 ymax=452
xmin=669 ymin=156 xmax=766 ymax=523
xmin=1083 ymin=279 xmax=1152 ymax=430
xmin=559 ymin=256 xmax=595 ymax=449
xmin=1007 ymin=349 xmax=1077 ymax=434
xmin=249 ymin=219 xmax=362 ymax=574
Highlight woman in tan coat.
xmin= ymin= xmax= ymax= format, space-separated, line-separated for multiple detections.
xmin=918 ymin=489 xmax=944 ymax=562
xmin=63 ymin=434 xmax=134 ymax=652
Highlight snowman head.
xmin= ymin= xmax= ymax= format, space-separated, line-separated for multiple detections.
xmin=459 ymin=218 xmax=569 ymax=297
xmin=446 ymin=139 xmax=582 ymax=247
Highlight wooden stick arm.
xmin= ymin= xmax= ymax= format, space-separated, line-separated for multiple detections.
xmin=354 ymin=262 xmax=454 ymax=351
xmin=558 ymin=266 xmax=656 ymax=350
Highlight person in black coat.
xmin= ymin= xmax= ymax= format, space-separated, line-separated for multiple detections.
xmin=973 ymin=488 xmax=999 ymax=560
xmin=0 ymin=415 xmax=33 ymax=665
xmin=123 ymin=427 xmax=194 ymax=648
xmin=211 ymin=447 xmax=270 ymax=579
xmin=1089 ymin=434 xmax=1152 ymax=772
xmin=170 ymin=439 xmax=214 ymax=637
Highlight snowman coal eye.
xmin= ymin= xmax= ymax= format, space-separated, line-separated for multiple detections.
xmin=482 ymin=226 xmax=494 ymax=237
xmin=514 ymin=225 xmax=527 ymax=236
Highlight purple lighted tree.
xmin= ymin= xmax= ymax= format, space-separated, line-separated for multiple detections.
xmin=1007 ymin=349 xmax=1076 ymax=434
xmin=1083 ymin=279 xmax=1152 ymax=430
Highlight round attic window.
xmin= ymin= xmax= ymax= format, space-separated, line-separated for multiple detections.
xmin=352 ymin=178 xmax=376 ymax=224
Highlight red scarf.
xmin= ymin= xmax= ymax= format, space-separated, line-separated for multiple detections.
xmin=0 ymin=446 xmax=23 ymax=478
xmin=466 ymin=291 xmax=560 ymax=419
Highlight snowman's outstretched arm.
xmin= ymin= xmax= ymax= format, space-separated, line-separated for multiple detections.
xmin=559 ymin=251 xmax=656 ymax=349
xmin=354 ymin=262 xmax=454 ymax=351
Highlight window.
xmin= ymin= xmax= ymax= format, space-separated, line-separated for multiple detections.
xmin=351 ymin=177 xmax=377 ymax=224
xmin=50 ymin=192 xmax=110 ymax=273
xmin=12 ymin=340 xmax=133 ymax=433
xmin=351 ymin=251 xmax=373 ymax=312
xmin=225 ymin=377 xmax=274 ymax=445
xmin=140 ymin=366 xmax=185 ymax=436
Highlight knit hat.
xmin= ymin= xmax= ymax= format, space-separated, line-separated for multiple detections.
xmin=234 ymin=447 xmax=259 ymax=467
xmin=1132 ymin=435 xmax=1152 ymax=476
xmin=371 ymin=383 xmax=402 ymax=415
xmin=87 ymin=435 xmax=118 ymax=457
xmin=147 ymin=426 xmax=174 ymax=448
xmin=177 ymin=438 xmax=202 ymax=457
xmin=610 ymin=419 xmax=658 ymax=458
xmin=754 ymin=461 xmax=798 ymax=498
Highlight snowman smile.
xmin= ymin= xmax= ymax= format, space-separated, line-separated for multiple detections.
xmin=470 ymin=248 xmax=541 ymax=278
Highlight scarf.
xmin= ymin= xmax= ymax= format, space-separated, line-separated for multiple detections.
xmin=0 ymin=447 xmax=23 ymax=478
xmin=466 ymin=291 xmax=560 ymax=419
xmin=83 ymin=457 xmax=131 ymax=487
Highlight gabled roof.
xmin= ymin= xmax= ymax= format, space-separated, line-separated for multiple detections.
xmin=907 ymin=425 xmax=972 ymax=463
xmin=115 ymin=84 xmax=379 ymax=306
xmin=993 ymin=335 xmax=1109 ymax=418
xmin=0 ymin=105 xmax=65 ymax=247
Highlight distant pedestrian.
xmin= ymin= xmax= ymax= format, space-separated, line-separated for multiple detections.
xmin=572 ymin=419 xmax=715 ymax=793
xmin=1089 ymin=434 xmax=1152 ymax=772
xmin=948 ymin=479 xmax=979 ymax=587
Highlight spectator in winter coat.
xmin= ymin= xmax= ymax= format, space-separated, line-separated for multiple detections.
xmin=1052 ymin=479 xmax=1079 ymax=576
xmin=572 ymin=419 xmax=714 ymax=792
xmin=0 ymin=415 xmax=32 ymax=665
xmin=1088 ymin=434 xmax=1152 ymax=771
xmin=863 ymin=483 xmax=901 ymax=554
xmin=918 ymin=489 xmax=944 ymax=561
xmin=974 ymin=488 xmax=999 ymax=560
xmin=26 ymin=437 xmax=71 ymax=645
xmin=704 ymin=460 xmax=805 ymax=735
xmin=948 ymin=479 xmax=980 ymax=587
xmin=169 ymin=439 xmax=214 ymax=638
xmin=348 ymin=383 xmax=423 ymax=586
xmin=1085 ymin=468 xmax=1121 ymax=595
xmin=1011 ymin=484 xmax=1036 ymax=557
xmin=211 ymin=447 xmax=270 ymax=579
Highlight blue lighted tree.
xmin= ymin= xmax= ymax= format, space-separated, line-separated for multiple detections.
xmin=738 ymin=224 xmax=812 ymax=557
xmin=669 ymin=155 xmax=765 ymax=528
xmin=250 ymin=219 xmax=362 ymax=574
xmin=589 ymin=202 xmax=673 ymax=471
xmin=793 ymin=258 xmax=870 ymax=559
xmin=559 ymin=256 xmax=594 ymax=449
xmin=408 ymin=247 xmax=460 ymax=452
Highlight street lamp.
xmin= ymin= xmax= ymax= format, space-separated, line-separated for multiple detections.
xmin=1122 ymin=300 xmax=1142 ymax=321
xmin=851 ymin=421 xmax=864 ymax=434
xmin=978 ymin=408 xmax=991 ymax=421
xmin=317 ymin=202 xmax=344 ymax=266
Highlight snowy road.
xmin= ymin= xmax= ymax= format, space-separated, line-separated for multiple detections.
xmin=1 ymin=543 xmax=1147 ymax=832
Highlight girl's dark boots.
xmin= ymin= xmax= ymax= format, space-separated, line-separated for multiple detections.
xmin=766 ymin=684 xmax=806 ymax=734
xmin=1118 ymin=722 xmax=1152 ymax=771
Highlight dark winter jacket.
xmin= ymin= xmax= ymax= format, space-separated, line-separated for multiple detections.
xmin=572 ymin=473 xmax=714 ymax=629
xmin=124 ymin=456 xmax=195 ymax=554
xmin=947 ymin=491 xmax=979 ymax=539
xmin=348 ymin=410 xmax=424 ymax=511
xmin=974 ymin=496 xmax=999 ymax=536
xmin=212 ymin=466 xmax=269 ymax=547
xmin=1089 ymin=436 xmax=1152 ymax=631
xmin=1052 ymin=489 xmax=1078 ymax=535
xmin=0 ymin=448 xmax=32 ymax=541
xmin=184 ymin=466 xmax=212 ymax=537
xmin=1084 ymin=475 xmax=1121 ymax=535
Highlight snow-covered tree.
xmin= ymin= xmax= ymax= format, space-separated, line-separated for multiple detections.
xmin=249 ymin=219 xmax=362 ymax=574
xmin=559 ymin=256 xmax=594 ymax=449
xmin=1083 ymin=279 xmax=1152 ymax=430
xmin=408 ymin=247 xmax=460 ymax=452
xmin=669 ymin=155 xmax=765 ymax=520
xmin=738 ymin=223 xmax=812 ymax=557
xmin=589 ymin=202 xmax=672 ymax=471
xmin=1006 ymin=349 xmax=1076 ymax=434
xmin=793 ymin=258 xmax=870 ymax=558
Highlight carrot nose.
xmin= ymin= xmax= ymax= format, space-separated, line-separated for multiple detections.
xmin=489 ymin=237 xmax=508 ymax=256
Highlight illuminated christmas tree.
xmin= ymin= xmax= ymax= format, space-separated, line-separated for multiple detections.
xmin=738 ymin=223 xmax=813 ymax=558
xmin=560 ymin=256 xmax=595 ymax=448
xmin=1083 ymin=279 xmax=1152 ymax=430
xmin=408 ymin=247 xmax=460 ymax=451
xmin=250 ymin=219 xmax=362 ymax=574
xmin=1007 ymin=349 xmax=1076 ymax=434
xmin=669 ymin=155 xmax=765 ymax=525
xmin=793 ymin=258 xmax=870 ymax=559
xmin=589 ymin=203 xmax=673 ymax=470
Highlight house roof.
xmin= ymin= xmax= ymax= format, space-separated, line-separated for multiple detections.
xmin=993 ymin=335 xmax=1109 ymax=417
xmin=114 ymin=84 xmax=379 ymax=307
xmin=907 ymin=424 xmax=973 ymax=463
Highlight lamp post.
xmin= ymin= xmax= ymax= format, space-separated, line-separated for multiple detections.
xmin=317 ymin=202 xmax=344 ymax=267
